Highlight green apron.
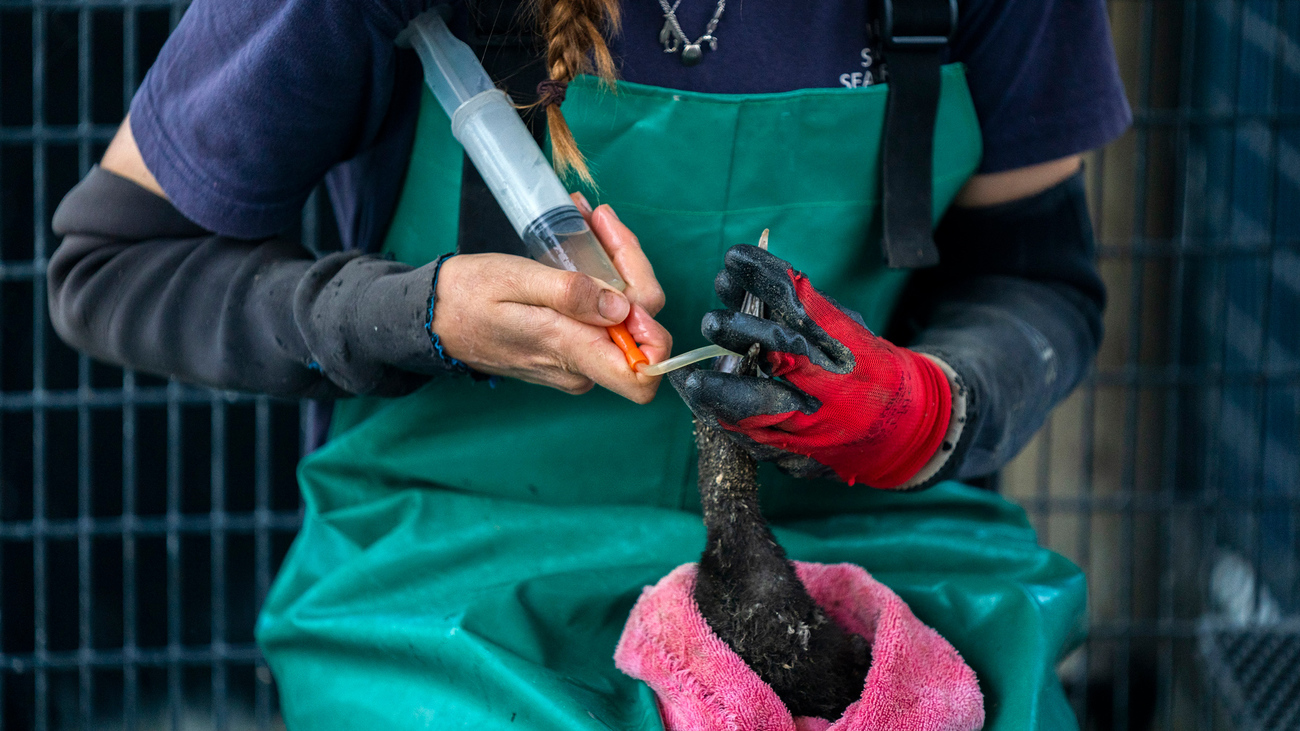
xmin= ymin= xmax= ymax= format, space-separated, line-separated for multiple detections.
xmin=257 ymin=66 xmax=1087 ymax=731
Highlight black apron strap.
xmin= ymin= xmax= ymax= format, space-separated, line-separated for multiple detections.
xmin=874 ymin=0 xmax=957 ymax=268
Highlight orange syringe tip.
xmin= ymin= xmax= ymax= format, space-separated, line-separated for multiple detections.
xmin=607 ymin=322 xmax=650 ymax=370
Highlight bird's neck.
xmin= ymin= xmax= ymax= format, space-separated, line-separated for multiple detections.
xmin=696 ymin=420 xmax=760 ymax=519
xmin=694 ymin=420 xmax=783 ymax=559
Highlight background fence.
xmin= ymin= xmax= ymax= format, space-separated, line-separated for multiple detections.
xmin=1 ymin=5 xmax=312 ymax=727
xmin=1000 ymin=1 xmax=1300 ymax=728
xmin=1 ymin=0 xmax=1297 ymax=729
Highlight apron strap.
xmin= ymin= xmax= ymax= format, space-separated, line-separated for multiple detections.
xmin=874 ymin=0 xmax=957 ymax=268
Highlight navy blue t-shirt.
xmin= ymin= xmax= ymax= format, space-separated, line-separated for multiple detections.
xmin=130 ymin=0 xmax=1131 ymax=249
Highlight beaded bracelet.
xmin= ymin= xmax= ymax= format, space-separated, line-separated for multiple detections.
xmin=424 ymin=252 xmax=502 ymax=385
xmin=424 ymin=252 xmax=476 ymax=377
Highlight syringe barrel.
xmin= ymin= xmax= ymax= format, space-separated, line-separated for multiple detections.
xmin=521 ymin=207 xmax=626 ymax=290
xmin=450 ymin=90 xmax=575 ymax=239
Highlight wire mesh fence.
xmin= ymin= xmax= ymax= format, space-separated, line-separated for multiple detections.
xmin=998 ymin=1 xmax=1300 ymax=729
xmin=0 ymin=0 xmax=1297 ymax=729
xmin=1 ymin=4 xmax=310 ymax=727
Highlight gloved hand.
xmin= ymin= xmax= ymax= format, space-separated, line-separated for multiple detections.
xmin=671 ymin=244 xmax=956 ymax=489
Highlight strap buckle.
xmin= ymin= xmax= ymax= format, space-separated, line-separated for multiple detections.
xmin=876 ymin=0 xmax=958 ymax=49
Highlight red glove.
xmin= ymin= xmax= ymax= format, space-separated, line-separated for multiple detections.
xmin=672 ymin=245 xmax=954 ymax=489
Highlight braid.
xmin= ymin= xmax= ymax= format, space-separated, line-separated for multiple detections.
xmin=533 ymin=0 xmax=620 ymax=186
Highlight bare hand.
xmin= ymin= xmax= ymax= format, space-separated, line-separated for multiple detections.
xmin=430 ymin=197 xmax=670 ymax=403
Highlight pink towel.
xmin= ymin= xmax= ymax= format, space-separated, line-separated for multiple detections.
xmin=613 ymin=562 xmax=984 ymax=731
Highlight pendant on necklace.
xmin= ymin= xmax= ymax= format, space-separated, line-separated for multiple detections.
xmin=658 ymin=19 xmax=677 ymax=51
xmin=658 ymin=0 xmax=726 ymax=67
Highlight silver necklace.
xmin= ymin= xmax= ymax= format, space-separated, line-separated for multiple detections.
xmin=656 ymin=0 xmax=727 ymax=66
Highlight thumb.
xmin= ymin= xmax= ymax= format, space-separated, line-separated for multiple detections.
xmin=509 ymin=262 xmax=630 ymax=326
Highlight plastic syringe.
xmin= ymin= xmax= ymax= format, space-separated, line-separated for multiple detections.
xmin=401 ymin=10 xmax=648 ymax=370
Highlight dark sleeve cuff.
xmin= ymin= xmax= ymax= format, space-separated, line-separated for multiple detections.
xmin=52 ymin=165 xmax=207 ymax=240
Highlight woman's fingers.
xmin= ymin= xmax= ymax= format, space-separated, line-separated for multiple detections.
xmin=431 ymin=252 xmax=666 ymax=403
xmin=590 ymin=204 xmax=666 ymax=316
xmin=571 ymin=191 xmax=594 ymax=219
xmin=560 ymin=317 xmax=664 ymax=404
xmin=503 ymin=257 xmax=630 ymax=326
xmin=535 ymin=303 xmax=667 ymax=404
xmin=569 ymin=194 xmax=667 ymax=322
xmin=624 ymin=303 xmax=672 ymax=364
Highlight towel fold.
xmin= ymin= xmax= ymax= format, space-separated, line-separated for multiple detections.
xmin=614 ymin=561 xmax=984 ymax=731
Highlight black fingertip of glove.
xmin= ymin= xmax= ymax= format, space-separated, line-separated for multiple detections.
xmin=665 ymin=363 xmax=720 ymax=422
xmin=714 ymin=269 xmax=747 ymax=310
xmin=724 ymin=242 xmax=784 ymax=271
xmin=702 ymin=309 xmax=816 ymax=361
xmin=715 ymin=249 xmax=780 ymax=311
xmin=724 ymin=243 xmax=801 ymax=284
xmin=681 ymin=369 xmax=818 ymax=424
xmin=722 ymin=244 xmax=808 ymax=321
xmin=676 ymin=366 xmax=720 ymax=408
xmin=665 ymin=361 xmax=699 ymax=400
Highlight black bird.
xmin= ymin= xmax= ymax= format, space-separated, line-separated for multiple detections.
xmin=687 ymin=234 xmax=872 ymax=719
xmin=691 ymin=387 xmax=872 ymax=719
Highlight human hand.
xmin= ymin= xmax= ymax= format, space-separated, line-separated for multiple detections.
xmin=431 ymin=198 xmax=670 ymax=404
xmin=670 ymin=244 xmax=956 ymax=488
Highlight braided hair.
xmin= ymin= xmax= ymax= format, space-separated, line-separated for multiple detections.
xmin=532 ymin=0 xmax=621 ymax=186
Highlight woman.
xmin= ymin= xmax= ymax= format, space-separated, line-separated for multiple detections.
xmin=49 ymin=0 xmax=1129 ymax=727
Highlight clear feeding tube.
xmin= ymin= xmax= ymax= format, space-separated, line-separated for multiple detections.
xmin=634 ymin=230 xmax=770 ymax=376
xmin=635 ymin=345 xmax=738 ymax=377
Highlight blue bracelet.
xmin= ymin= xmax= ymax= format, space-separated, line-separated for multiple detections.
xmin=425 ymin=252 xmax=497 ymax=385
xmin=425 ymin=252 xmax=472 ymax=374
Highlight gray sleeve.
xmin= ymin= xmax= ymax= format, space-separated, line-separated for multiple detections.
xmin=48 ymin=166 xmax=452 ymax=398
xmin=892 ymin=171 xmax=1106 ymax=480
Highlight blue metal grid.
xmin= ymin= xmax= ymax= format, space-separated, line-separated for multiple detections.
xmin=0 ymin=3 xmax=309 ymax=727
